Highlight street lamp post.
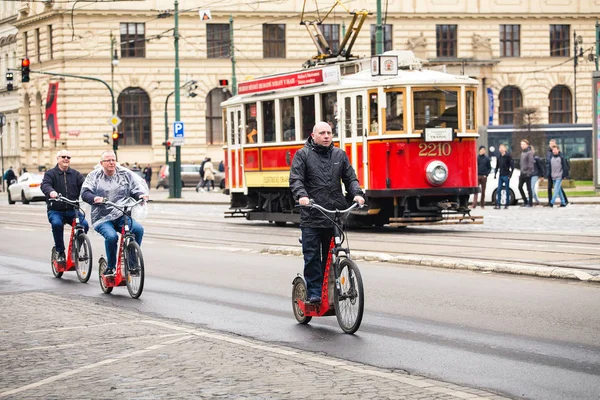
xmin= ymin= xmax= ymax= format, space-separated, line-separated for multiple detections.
xmin=573 ymin=31 xmax=583 ymax=124
xmin=110 ymin=33 xmax=120 ymax=157
xmin=164 ymin=79 xmax=197 ymax=167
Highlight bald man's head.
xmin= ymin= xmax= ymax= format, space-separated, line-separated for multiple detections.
xmin=311 ymin=121 xmax=333 ymax=147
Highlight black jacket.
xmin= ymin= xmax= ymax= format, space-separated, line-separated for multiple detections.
xmin=532 ymin=155 xmax=545 ymax=177
xmin=41 ymin=165 xmax=85 ymax=211
xmin=289 ymin=137 xmax=363 ymax=228
xmin=494 ymin=153 xmax=514 ymax=178
xmin=477 ymin=154 xmax=491 ymax=176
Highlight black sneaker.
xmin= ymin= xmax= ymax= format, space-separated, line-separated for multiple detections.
xmin=57 ymin=252 xmax=66 ymax=264
xmin=307 ymin=296 xmax=321 ymax=304
xmin=560 ymin=204 xmax=567 ymax=207
xmin=494 ymin=206 xmax=500 ymax=210
xmin=103 ymin=267 xmax=116 ymax=276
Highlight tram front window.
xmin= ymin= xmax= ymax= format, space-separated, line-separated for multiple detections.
xmin=413 ymin=89 xmax=458 ymax=132
xmin=281 ymin=97 xmax=295 ymax=141
xmin=385 ymin=91 xmax=404 ymax=132
xmin=263 ymin=100 xmax=275 ymax=143
xmin=245 ymin=103 xmax=257 ymax=143
xmin=300 ymin=95 xmax=315 ymax=140
xmin=321 ymin=92 xmax=338 ymax=137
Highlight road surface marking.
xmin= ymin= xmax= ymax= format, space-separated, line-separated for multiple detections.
xmin=0 ymin=335 xmax=193 ymax=398
xmin=1 ymin=226 xmax=35 ymax=232
xmin=24 ymin=320 xmax=140 ymax=334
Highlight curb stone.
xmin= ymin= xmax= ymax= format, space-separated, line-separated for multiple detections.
xmin=262 ymin=246 xmax=600 ymax=283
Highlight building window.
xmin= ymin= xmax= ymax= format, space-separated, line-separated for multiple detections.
xmin=48 ymin=25 xmax=53 ymax=60
xmin=206 ymin=88 xmax=231 ymax=145
xmin=120 ymin=23 xmax=145 ymax=58
xmin=207 ymin=24 xmax=230 ymax=58
xmin=500 ymin=25 xmax=520 ymax=57
xmin=23 ymin=31 xmax=28 ymax=57
xmin=550 ymin=24 xmax=569 ymax=57
xmin=436 ymin=25 xmax=457 ymax=58
xmin=263 ymin=24 xmax=285 ymax=58
xmin=498 ymin=86 xmax=523 ymax=125
xmin=370 ymin=24 xmax=393 ymax=56
xmin=35 ymin=28 xmax=40 ymax=63
xmin=320 ymin=24 xmax=340 ymax=54
xmin=548 ymin=85 xmax=572 ymax=124
xmin=117 ymin=87 xmax=151 ymax=146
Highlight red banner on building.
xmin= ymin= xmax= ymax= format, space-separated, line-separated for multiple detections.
xmin=45 ymin=82 xmax=60 ymax=140
xmin=237 ymin=65 xmax=340 ymax=95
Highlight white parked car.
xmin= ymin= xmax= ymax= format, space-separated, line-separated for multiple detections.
xmin=470 ymin=168 xmax=523 ymax=206
xmin=7 ymin=173 xmax=46 ymax=205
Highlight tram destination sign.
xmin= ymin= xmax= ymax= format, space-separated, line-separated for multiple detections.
xmin=238 ymin=66 xmax=340 ymax=95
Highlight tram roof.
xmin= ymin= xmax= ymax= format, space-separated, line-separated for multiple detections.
xmin=221 ymin=61 xmax=479 ymax=107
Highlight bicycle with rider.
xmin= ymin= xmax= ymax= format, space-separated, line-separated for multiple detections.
xmin=81 ymin=151 xmax=149 ymax=276
xmin=41 ymin=150 xmax=89 ymax=264
xmin=289 ymin=121 xmax=365 ymax=304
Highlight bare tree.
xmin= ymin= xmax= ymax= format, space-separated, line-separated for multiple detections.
xmin=513 ymin=107 xmax=544 ymax=164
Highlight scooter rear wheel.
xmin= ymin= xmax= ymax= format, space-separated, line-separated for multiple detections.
xmin=292 ymin=278 xmax=312 ymax=324
xmin=51 ymin=247 xmax=63 ymax=278
xmin=98 ymin=257 xmax=113 ymax=294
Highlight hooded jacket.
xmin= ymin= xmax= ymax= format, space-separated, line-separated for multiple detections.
xmin=289 ymin=137 xmax=363 ymax=228
xmin=41 ymin=165 xmax=85 ymax=211
xmin=520 ymin=147 xmax=534 ymax=177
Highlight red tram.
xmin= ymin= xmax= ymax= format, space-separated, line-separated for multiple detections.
xmin=222 ymin=52 xmax=481 ymax=227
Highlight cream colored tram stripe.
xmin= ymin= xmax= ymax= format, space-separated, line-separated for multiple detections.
xmin=0 ymin=335 xmax=193 ymax=398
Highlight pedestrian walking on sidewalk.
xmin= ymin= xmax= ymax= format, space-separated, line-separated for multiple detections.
xmin=202 ymin=158 xmax=216 ymax=191
xmin=196 ymin=157 xmax=208 ymax=192
xmin=472 ymin=146 xmax=491 ymax=209
xmin=546 ymin=139 xmax=569 ymax=206
xmin=531 ymin=146 xmax=544 ymax=206
xmin=518 ymin=139 xmax=534 ymax=207
xmin=548 ymin=146 xmax=569 ymax=207
xmin=494 ymin=144 xmax=514 ymax=209
xmin=143 ymin=164 xmax=152 ymax=188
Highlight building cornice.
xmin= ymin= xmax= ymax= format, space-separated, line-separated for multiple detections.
xmin=0 ymin=14 xmax=17 ymax=26
xmin=14 ymin=10 xmax=55 ymax=28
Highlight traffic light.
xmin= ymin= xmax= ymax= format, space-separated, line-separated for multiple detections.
xmin=6 ymin=72 xmax=13 ymax=91
xmin=103 ymin=133 xmax=110 ymax=145
xmin=112 ymin=131 xmax=119 ymax=151
xmin=187 ymin=82 xmax=198 ymax=98
xmin=218 ymin=79 xmax=228 ymax=87
xmin=21 ymin=58 xmax=30 ymax=83
xmin=162 ymin=141 xmax=171 ymax=150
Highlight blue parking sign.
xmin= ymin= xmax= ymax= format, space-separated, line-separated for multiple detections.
xmin=173 ymin=121 xmax=184 ymax=138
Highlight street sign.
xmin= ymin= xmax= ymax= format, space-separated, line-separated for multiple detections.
xmin=172 ymin=137 xmax=184 ymax=147
xmin=173 ymin=121 xmax=184 ymax=138
xmin=108 ymin=115 xmax=122 ymax=128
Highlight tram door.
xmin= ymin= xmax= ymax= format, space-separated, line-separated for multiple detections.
xmin=340 ymin=91 xmax=367 ymax=188
xmin=226 ymin=106 xmax=244 ymax=190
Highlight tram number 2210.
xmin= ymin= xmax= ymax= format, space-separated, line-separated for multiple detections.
xmin=418 ymin=142 xmax=452 ymax=157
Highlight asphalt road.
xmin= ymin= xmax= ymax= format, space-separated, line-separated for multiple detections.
xmin=0 ymin=201 xmax=599 ymax=399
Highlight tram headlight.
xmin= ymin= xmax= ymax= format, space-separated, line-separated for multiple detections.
xmin=426 ymin=161 xmax=448 ymax=186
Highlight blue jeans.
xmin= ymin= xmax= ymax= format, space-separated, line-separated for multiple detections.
xmin=550 ymin=178 xmax=566 ymax=205
xmin=95 ymin=217 xmax=144 ymax=269
xmin=48 ymin=210 xmax=89 ymax=253
xmin=496 ymin=176 xmax=510 ymax=206
xmin=301 ymin=227 xmax=334 ymax=298
xmin=531 ymin=176 xmax=540 ymax=203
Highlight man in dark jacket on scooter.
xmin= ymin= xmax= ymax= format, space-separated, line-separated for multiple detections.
xmin=289 ymin=121 xmax=365 ymax=304
xmin=41 ymin=149 xmax=89 ymax=264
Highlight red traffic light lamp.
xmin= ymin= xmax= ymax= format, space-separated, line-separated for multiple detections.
xmin=112 ymin=131 xmax=119 ymax=151
xmin=218 ymin=79 xmax=228 ymax=87
xmin=162 ymin=141 xmax=171 ymax=150
xmin=21 ymin=58 xmax=30 ymax=83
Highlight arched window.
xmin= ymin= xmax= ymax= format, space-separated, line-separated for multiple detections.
xmin=548 ymin=85 xmax=572 ymax=124
xmin=117 ymin=87 xmax=151 ymax=146
xmin=206 ymin=88 xmax=231 ymax=145
xmin=498 ymin=86 xmax=522 ymax=125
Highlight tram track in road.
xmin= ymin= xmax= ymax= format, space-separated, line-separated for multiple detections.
xmin=2 ymin=213 xmax=599 ymax=273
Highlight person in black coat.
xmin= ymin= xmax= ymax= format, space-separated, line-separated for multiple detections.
xmin=472 ymin=146 xmax=491 ymax=209
xmin=493 ymin=144 xmax=514 ymax=209
xmin=289 ymin=121 xmax=365 ymax=303
xmin=40 ymin=150 xmax=89 ymax=263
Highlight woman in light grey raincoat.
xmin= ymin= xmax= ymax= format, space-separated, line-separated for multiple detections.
xmin=81 ymin=151 xmax=149 ymax=276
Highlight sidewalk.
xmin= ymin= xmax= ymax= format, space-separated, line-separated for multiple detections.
xmin=0 ymin=292 xmax=507 ymax=399
xmin=149 ymin=187 xmax=230 ymax=205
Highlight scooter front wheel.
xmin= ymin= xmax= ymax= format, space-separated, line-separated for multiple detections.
xmin=334 ymin=259 xmax=364 ymax=334
xmin=292 ymin=277 xmax=312 ymax=325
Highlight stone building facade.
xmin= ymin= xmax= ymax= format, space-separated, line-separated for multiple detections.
xmin=3 ymin=0 xmax=599 ymax=172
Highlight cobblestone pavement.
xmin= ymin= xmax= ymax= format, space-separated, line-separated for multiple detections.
xmin=0 ymin=293 xmax=508 ymax=400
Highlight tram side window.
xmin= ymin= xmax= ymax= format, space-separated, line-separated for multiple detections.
xmin=413 ymin=89 xmax=458 ymax=132
xmin=263 ymin=100 xmax=275 ymax=143
xmin=369 ymin=92 xmax=378 ymax=134
xmin=245 ymin=103 xmax=257 ymax=143
xmin=356 ymin=95 xmax=364 ymax=136
xmin=281 ymin=97 xmax=295 ymax=141
xmin=385 ymin=91 xmax=404 ymax=132
xmin=300 ymin=95 xmax=315 ymax=140
xmin=320 ymin=92 xmax=338 ymax=137
xmin=466 ymin=90 xmax=476 ymax=131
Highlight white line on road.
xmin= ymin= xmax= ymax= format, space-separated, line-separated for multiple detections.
xmin=1 ymin=226 xmax=35 ymax=232
xmin=175 ymin=243 xmax=256 ymax=253
xmin=0 ymin=335 xmax=194 ymax=398
xmin=24 ymin=321 xmax=140 ymax=334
